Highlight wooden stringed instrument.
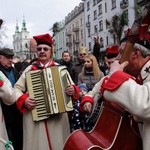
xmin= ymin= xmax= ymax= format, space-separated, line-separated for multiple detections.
xmin=120 ymin=3 xmax=150 ymax=63
xmin=63 ymin=100 xmax=142 ymax=150
xmin=63 ymin=3 xmax=150 ymax=150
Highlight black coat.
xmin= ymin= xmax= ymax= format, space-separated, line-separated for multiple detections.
xmin=0 ymin=64 xmax=22 ymax=123
xmin=93 ymin=42 xmax=100 ymax=63
xmin=55 ymin=59 xmax=74 ymax=79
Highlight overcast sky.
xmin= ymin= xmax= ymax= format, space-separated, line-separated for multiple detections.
xmin=0 ymin=0 xmax=82 ymax=48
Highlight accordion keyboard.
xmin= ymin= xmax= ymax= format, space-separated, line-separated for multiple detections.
xmin=26 ymin=66 xmax=74 ymax=121
xmin=26 ymin=70 xmax=50 ymax=121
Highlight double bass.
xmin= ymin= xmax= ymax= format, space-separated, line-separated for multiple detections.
xmin=63 ymin=3 xmax=150 ymax=150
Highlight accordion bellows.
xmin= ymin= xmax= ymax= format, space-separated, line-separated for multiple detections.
xmin=26 ymin=65 xmax=73 ymax=121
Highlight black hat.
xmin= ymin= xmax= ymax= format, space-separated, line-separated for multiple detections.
xmin=0 ymin=48 xmax=14 ymax=56
xmin=135 ymin=40 xmax=150 ymax=50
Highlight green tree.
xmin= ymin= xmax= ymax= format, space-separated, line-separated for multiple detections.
xmin=108 ymin=12 xmax=128 ymax=44
xmin=50 ymin=22 xmax=61 ymax=37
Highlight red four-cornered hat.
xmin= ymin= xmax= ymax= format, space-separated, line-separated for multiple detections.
xmin=106 ymin=45 xmax=119 ymax=59
xmin=33 ymin=33 xmax=53 ymax=47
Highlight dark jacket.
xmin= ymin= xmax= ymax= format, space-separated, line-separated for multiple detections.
xmin=93 ymin=42 xmax=100 ymax=63
xmin=0 ymin=64 xmax=22 ymax=123
xmin=71 ymin=59 xmax=85 ymax=85
xmin=55 ymin=59 xmax=74 ymax=79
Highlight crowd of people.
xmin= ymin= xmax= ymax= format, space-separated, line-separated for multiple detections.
xmin=0 ymin=29 xmax=149 ymax=150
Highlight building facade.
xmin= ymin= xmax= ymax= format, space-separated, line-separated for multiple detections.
xmin=83 ymin=0 xmax=136 ymax=61
xmin=12 ymin=0 xmax=148 ymax=62
xmin=54 ymin=2 xmax=86 ymax=61
xmin=53 ymin=21 xmax=66 ymax=59
xmin=13 ymin=18 xmax=35 ymax=60
xmin=53 ymin=0 xmax=137 ymax=61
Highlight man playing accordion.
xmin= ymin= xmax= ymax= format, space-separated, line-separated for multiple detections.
xmin=14 ymin=33 xmax=79 ymax=150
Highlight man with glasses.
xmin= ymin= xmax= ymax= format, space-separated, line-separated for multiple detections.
xmin=72 ymin=46 xmax=88 ymax=84
xmin=100 ymin=39 xmax=150 ymax=150
xmin=0 ymin=48 xmax=23 ymax=150
xmin=14 ymin=33 xmax=78 ymax=150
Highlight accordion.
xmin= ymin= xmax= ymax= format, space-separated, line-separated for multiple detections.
xmin=26 ymin=65 xmax=74 ymax=121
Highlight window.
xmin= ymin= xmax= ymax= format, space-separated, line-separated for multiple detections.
xmin=100 ymin=37 xmax=104 ymax=47
xmin=94 ymin=10 xmax=97 ymax=20
xmin=106 ymin=19 xmax=110 ymax=29
xmin=105 ymin=3 xmax=107 ymax=13
xmin=98 ymin=4 xmax=102 ymax=15
xmin=80 ymin=18 xmax=83 ymax=26
xmin=123 ymin=10 xmax=128 ymax=25
xmin=87 ymin=14 xmax=90 ymax=22
xmin=94 ymin=25 xmax=98 ymax=33
xmin=106 ymin=36 xmax=108 ymax=45
xmin=87 ymin=2 xmax=90 ymax=11
xmin=112 ymin=0 xmax=116 ymax=9
xmin=97 ymin=0 xmax=102 ymax=4
xmin=99 ymin=20 xmax=103 ymax=31
xmin=74 ymin=22 xmax=78 ymax=30
xmin=88 ymin=28 xmax=91 ymax=37
xmin=86 ymin=15 xmax=91 ymax=27
xmin=25 ymin=43 xmax=28 ymax=48
xmin=89 ymin=42 xmax=92 ymax=51
xmin=93 ymin=0 xmax=96 ymax=6
xmin=81 ymin=30 xmax=83 ymax=39
xmin=73 ymin=34 xmax=75 ymax=42
xmin=72 ymin=24 xmax=74 ymax=31
xmin=76 ymin=33 xmax=79 ymax=43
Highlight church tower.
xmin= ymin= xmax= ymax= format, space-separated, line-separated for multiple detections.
xmin=13 ymin=17 xmax=30 ymax=60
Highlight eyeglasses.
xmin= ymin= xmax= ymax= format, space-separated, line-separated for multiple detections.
xmin=37 ymin=47 xmax=51 ymax=52
xmin=80 ymin=53 xmax=86 ymax=56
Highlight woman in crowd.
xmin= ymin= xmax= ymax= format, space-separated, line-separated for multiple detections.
xmin=78 ymin=53 xmax=104 ymax=91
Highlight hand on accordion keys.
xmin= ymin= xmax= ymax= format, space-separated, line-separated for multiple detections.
xmin=24 ymin=97 xmax=36 ymax=110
